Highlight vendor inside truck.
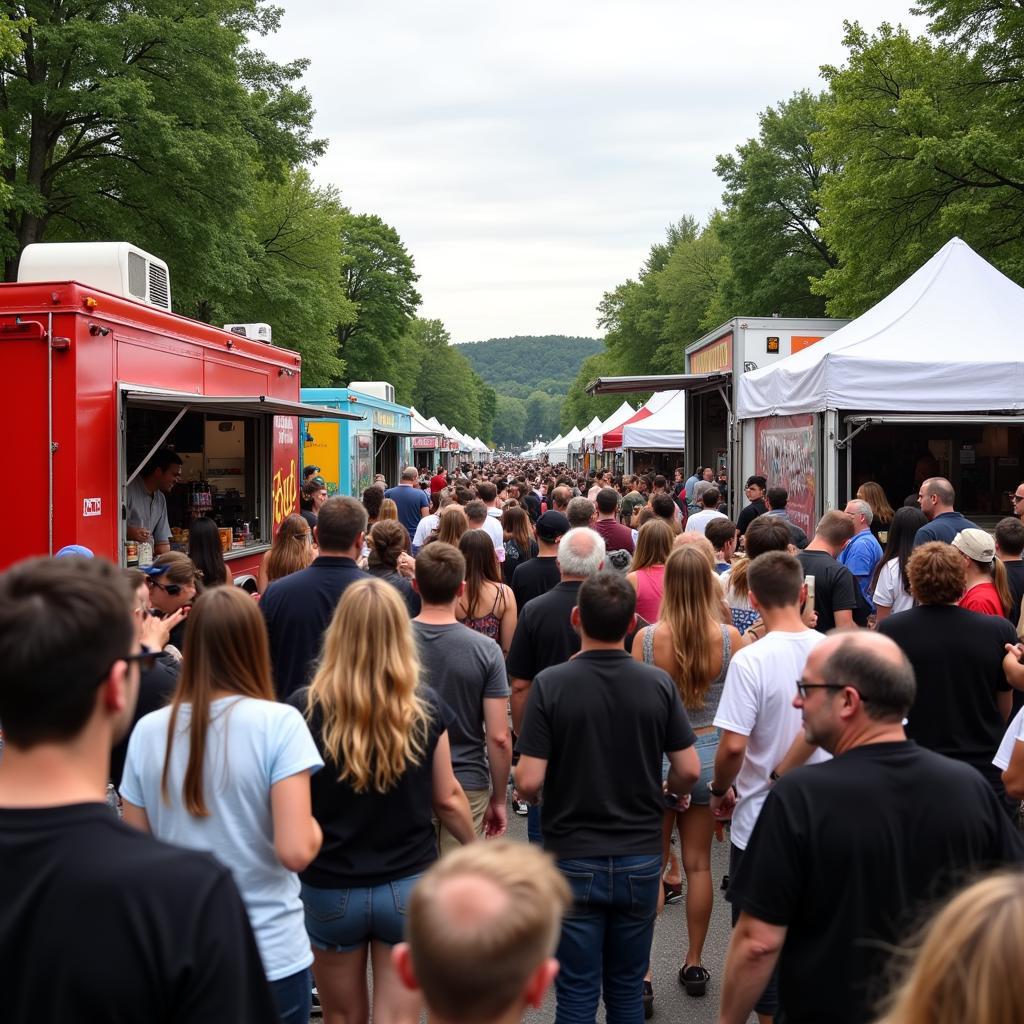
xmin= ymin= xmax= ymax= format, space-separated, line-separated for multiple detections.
xmin=125 ymin=447 xmax=183 ymax=555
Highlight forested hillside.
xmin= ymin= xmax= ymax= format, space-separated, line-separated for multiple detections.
xmin=458 ymin=336 xmax=603 ymax=399
xmin=456 ymin=335 xmax=602 ymax=450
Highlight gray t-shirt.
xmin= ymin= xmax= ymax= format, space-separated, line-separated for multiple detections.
xmin=413 ymin=621 xmax=509 ymax=790
xmin=125 ymin=476 xmax=171 ymax=544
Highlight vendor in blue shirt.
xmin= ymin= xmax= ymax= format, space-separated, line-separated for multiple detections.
xmin=126 ymin=448 xmax=183 ymax=555
xmin=384 ymin=466 xmax=430 ymax=540
xmin=840 ymin=498 xmax=884 ymax=608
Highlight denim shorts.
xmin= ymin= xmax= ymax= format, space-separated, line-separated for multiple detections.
xmin=663 ymin=730 xmax=719 ymax=807
xmin=300 ymin=873 xmax=424 ymax=952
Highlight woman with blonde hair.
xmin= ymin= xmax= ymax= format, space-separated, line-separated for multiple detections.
xmin=456 ymin=529 xmax=517 ymax=655
xmin=296 ymin=578 xmax=474 ymax=1024
xmin=626 ymin=518 xmax=675 ymax=622
xmin=258 ymin=513 xmax=314 ymax=594
xmin=632 ymin=544 xmax=744 ymax=999
xmin=875 ymin=872 xmax=1024 ymax=1024
xmin=379 ymin=497 xmax=399 ymax=522
xmin=427 ymin=503 xmax=468 ymax=548
xmin=121 ymin=586 xmax=324 ymax=1024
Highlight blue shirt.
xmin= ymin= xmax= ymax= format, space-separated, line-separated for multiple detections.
xmin=913 ymin=510 xmax=979 ymax=548
xmin=121 ymin=697 xmax=324 ymax=981
xmin=384 ymin=483 xmax=430 ymax=538
xmin=839 ymin=530 xmax=884 ymax=608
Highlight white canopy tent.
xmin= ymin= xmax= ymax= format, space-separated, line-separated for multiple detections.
xmin=545 ymin=427 xmax=582 ymax=462
xmin=737 ymin=238 xmax=1024 ymax=418
xmin=579 ymin=416 xmax=605 ymax=446
xmin=586 ymin=402 xmax=635 ymax=451
xmin=621 ymin=390 xmax=686 ymax=449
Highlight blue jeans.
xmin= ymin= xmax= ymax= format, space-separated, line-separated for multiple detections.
xmin=554 ymin=855 xmax=662 ymax=1024
xmin=269 ymin=967 xmax=311 ymax=1024
xmin=527 ymin=803 xmax=543 ymax=845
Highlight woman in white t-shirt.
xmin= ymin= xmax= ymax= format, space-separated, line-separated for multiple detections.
xmin=870 ymin=507 xmax=928 ymax=623
xmin=121 ymin=586 xmax=324 ymax=1024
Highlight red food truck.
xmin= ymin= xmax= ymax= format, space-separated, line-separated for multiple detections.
xmin=2 ymin=241 xmax=360 ymax=585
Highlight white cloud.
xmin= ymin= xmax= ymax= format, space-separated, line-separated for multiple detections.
xmin=262 ymin=1 xmax=926 ymax=342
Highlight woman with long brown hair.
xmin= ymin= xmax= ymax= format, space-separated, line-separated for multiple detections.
xmin=857 ymin=480 xmax=896 ymax=545
xmin=120 ymin=587 xmax=324 ymax=1024
xmin=258 ymin=513 xmax=314 ymax=594
xmin=626 ymin=518 xmax=676 ymax=622
xmin=456 ymin=529 xmax=517 ymax=655
xmin=501 ymin=504 xmax=537 ymax=585
xmin=632 ymin=544 xmax=744 ymax=999
xmin=427 ymin=503 xmax=468 ymax=548
xmin=296 ymin=579 xmax=475 ymax=1024
xmin=367 ymin=519 xmax=420 ymax=616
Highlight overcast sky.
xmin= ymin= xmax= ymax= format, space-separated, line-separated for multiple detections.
xmin=263 ymin=2 xmax=925 ymax=344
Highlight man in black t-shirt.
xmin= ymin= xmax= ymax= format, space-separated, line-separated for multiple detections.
xmin=877 ymin=542 xmax=1024 ymax=801
xmin=0 ymin=556 xmax=275 ymax=1024
xmin=736 ymin=475 xmax=768 ymax=536
xmin=511 ymin=510 xmax=569 ymax=610
xmin=722 ymin=631 xmax=1024 ymax=1024
xmin=517 ymin=573 xmax=698 ymax=1024
xmin=797 ymin=510 xmax=858 ymax=632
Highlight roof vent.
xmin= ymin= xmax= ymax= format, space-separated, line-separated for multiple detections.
xmin=223 ymin=323 xmax=272 ymax=343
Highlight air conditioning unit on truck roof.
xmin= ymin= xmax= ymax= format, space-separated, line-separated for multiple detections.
xmin=224 ymin=323 xmax=273 ymax=343
xmin=17 ymin=241 xmax=172 ymax=311
xmin=349 ymin=381 xmax=396 ymax=403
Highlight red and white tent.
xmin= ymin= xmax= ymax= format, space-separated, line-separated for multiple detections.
xmin=601 ymin=391 xmax=678 ymax=451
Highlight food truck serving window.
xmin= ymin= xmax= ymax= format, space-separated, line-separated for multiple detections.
xmin=125 ymin=401 xmax=269 ymax=559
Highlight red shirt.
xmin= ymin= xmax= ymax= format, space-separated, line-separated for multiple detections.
xmin=594 ymin=517 xmax=635 ymax=554
xmin=959 ymin=581 xmax=1004 ymax=617
xmin=429 ymin=473 xmax=447 ymax=494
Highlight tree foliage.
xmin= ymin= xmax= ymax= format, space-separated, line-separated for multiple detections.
xmin=458 ymin=335 xmax=602 ymax=397
xmin=0 ymin=0 xmax=322 ymax=296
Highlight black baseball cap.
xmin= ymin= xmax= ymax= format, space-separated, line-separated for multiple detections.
xmin=535 ymin=510 xmax=570 ymax=542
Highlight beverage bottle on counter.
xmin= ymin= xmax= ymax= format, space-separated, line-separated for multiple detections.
xmin=137 ymin=540 xmax=153 ymax=567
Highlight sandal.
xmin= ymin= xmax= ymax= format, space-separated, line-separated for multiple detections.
xmin=642 ymin=979 xmax=654 ymax=1019
xmin=678 ymin=963 xmax=710 ymax=997
xmin=662 ymin=881 xmax=683 ymax=905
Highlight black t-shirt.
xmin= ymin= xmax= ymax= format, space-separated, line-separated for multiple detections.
xmin=510 ymin=556 xmax=561 ymax=611
xmin=736 ymin=498 xmax=766 ymax=536
xmin=797 ymin=549 xmax=858 ymax=633
xmin=518 ymin=650 xmax=695 ymax=858
xmin=110 ymin=652 xmax=179 ymax=788
xmin=729 ymin=742 xmax=1024 ymax=1024
xmin=506 ymin=581 xmax=582 ymax=679
xmin=877 ymin=606 xmax=1016 ymax=784
xmin=1004 ymin=559 xmax=1024 ymax=629
xmin=289 ymin=686 xmax=453 ymax=888
xmin=0 ymin=803 xmax=276 ymax=1024
xmin=502 ymin=538 xmax=539 ymax=585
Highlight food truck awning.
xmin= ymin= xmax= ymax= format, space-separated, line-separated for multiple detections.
xmin=122 ymin=389 xmax=362 ymax=486
xmin=586 ymin=373 xmax=729 ymax=395
xmin=122 ymin=389 xmax=364 ymax=421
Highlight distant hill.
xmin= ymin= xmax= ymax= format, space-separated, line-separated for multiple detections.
xmin=457 ymin=335 xmax=603 ymax=399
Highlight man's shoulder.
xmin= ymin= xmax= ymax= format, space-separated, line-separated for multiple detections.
xmin=731 ymin=628 xmax=825 ymax=668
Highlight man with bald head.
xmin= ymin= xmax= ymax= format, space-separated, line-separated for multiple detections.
xmin=913 ymin=476 xmax=977 ymax=546
xmin=720 ymin=631 xmax=1024 ymax=1024
xmin=393 ymin=841 xmax=570 ymax=1024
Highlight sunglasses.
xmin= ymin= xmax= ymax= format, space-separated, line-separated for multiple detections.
xmin=148 ymin=579 xmax=188 ymax=596
xmin=91 ymin=648 xmax=159 ymax=688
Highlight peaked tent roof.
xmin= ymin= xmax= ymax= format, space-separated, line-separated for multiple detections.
xmin=737 ymin=238 xmax=1024 ymax=418
xmin=621 ymin=390 xmax=686 ymax=449
xmin=602 ymin=391 xmax=678 ymax=450
xmin=589 ymin=401 xmax=636 ymax=451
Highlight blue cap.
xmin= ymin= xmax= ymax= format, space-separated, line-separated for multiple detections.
xmin=55 ymin=545 xmax=94 ymax=559
xmin=139 ymin=563 xmax=171 ymax=577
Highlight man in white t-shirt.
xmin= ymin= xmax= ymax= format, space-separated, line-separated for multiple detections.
xmin=465 ymin=500 xmax=505 ymax=563
xmin=709 ymin=550 xmax=828 ymax=1021
xmin=685 ymin=488 xmax=728 ymax=536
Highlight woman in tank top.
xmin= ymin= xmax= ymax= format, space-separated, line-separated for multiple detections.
xmin=455 ymin=530 xmax=517 ymax=655
xmin=632 ymin=543 xmax=745 ymax=999
xmin=626 ymin=518 xmax=675 ymax=623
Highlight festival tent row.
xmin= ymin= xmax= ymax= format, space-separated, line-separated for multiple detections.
xmin=621 ymin=390 xmax=686 ymax=450
xmin=601 ymin=390 xmax=680 ymax=450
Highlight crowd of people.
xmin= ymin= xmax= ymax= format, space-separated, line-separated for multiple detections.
xmin=4 ymin=458 xmax=1024 ymax=1024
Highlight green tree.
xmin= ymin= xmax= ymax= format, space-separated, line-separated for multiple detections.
xmin=813 ymin=22 xmax=1024 ymax=315
xmin=337 ymin=212 xmax=421 ymax=386
xmin=713 ymin=90 xmax=836 ymax=317
xmin=560 ymin=351 xmax=629 ymax=432
xmin=215 ymin=169 xmax=353 ymax=384
xmin=0 ymin=1 xmax=322 ymax=297
xmin=493 ymin=394 xmax=527 ymax=449
xmin=406 ymin=318 xmax=482 ymax=437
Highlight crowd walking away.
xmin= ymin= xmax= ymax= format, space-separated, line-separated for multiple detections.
xmin=7 ymin=460 xmax=1024 ymax=1024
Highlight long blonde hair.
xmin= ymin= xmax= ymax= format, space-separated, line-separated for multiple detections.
xmin=659 ymin=544 xmax=722 ymax=711
xmin=161 ymin=587 xmax=276 ymax=817
xmin=875 ymin=872 xmax=1024 ymax=1024
xmin=266 ymin=513 xmax=313 ymax=582
xmin=306 ymin=578 xmax=430 ymax=793
xmin=632 ymin=518 xmax=675 ymax=572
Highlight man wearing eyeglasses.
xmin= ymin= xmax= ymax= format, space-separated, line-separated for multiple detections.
xmin=719 ymin=631 xmax=1024 ymax=1024
xmin=1010 ymin=482 xmax=1024 ymax=521
xmin=0 ymin=555 xmax=278 ymax=1024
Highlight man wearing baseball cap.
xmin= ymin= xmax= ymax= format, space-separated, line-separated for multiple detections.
xmin=510 ymin=511 xmax=569 ymax=612
xmin=953 ymin=528 xmax=1009 ymax=617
